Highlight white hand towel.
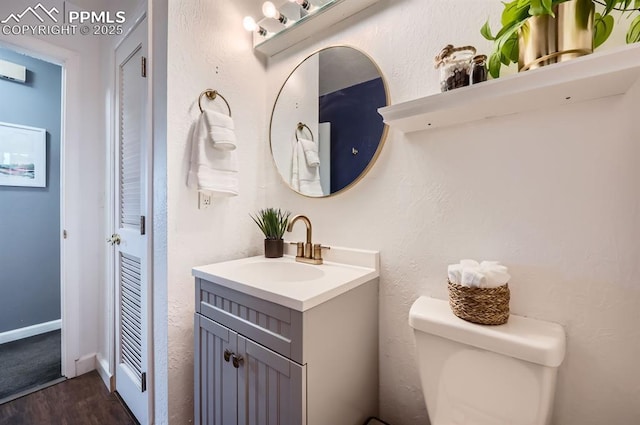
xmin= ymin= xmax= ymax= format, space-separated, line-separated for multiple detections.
xmin=203 ymin=110 xmax=237 ymax=151
xmin=291 ymin=141 xmax=323 ymax=196
xmin=187 ymin=114 xmax=239 ymax=197
xmin=299 ymin=138 xmax=320 ymax=168
xmin=447 ymin=264 xmax=463 ymax=285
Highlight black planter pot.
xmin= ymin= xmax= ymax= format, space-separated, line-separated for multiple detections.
xmin=264 ymin=239 xmax=284 ymax=258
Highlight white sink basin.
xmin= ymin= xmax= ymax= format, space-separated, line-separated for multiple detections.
xmin=192 ymin=247 xmax=380 ymax=311
xmin=231 ymin=260 xmax=325 ymax=283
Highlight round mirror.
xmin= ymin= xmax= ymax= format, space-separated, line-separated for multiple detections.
xmin=269 ymin=46 xmax=389 ymax=197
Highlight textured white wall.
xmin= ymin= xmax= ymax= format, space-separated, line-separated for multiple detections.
xmin=163 ymin=0 xmax=640 ymax=423
xmin=165 ymin=0 xmax=266 ymax=421
xmin=262 ymin=1 xmax=640 ymax=424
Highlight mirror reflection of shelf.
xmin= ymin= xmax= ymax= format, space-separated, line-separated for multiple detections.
xmin=253 ymin=0 xmax=380 ymax=56
xmin=378 ymin=43 xmax=640 ymax=134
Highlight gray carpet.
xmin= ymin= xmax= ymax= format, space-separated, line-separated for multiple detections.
xmin=0 ymin=330 xmax=62 ymax=400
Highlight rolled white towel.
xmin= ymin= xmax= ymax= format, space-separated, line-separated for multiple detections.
xmin=204 ymin=110 xmax=237 ymax=151
xmin=449 ymin=259 xmax=510 ymax=288
xmin=447 ymin=264 xmax=463 ymax=285
xmin=482 ymin=268 xmax=511 ymax=288
xmin=299 ymin=138 xmax=320 ymax=167
xmin=461 ymin=267 xmax=486 ymax=288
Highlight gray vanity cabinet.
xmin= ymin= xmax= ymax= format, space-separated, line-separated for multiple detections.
xmin=237 ymin=336 xmax=304 ymax=425
xmin=194 ymin=279 xmax=305 ymax=425
xmin=194 ymin=274 xmax=378 ymax=425
xmin=194 ymin=314 xmax=238 ymax=425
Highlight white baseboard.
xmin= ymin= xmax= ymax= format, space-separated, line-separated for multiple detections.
xmin=75 ymin=353 xmax=96 ymax=376
xmin=96 ymin=354 xmax=114 ymax=392
xmin=0 ymin=319 xmax=61 ymax=344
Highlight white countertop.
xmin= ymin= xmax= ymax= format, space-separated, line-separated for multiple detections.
xmin=192 ymin=247 xmax=379 ymax=312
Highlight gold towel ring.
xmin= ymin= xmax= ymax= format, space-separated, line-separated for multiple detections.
xmin=295 ymin=122 xmax=314 ymax=142
xmin=198 ymin=89 xmax=232 ymax=116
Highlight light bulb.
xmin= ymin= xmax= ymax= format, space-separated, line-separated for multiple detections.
xmin=262 ymin=1 xmax=288 ymax=24
xmin=243 ymin=16 xmax=257 ymax=31
xmin=242 ymin=16 xmax=267 ymax=36
xmin=289 ymin=0 xmax=312 ymax=10
xmin=262 ymin=2 xmax=277 ymax=18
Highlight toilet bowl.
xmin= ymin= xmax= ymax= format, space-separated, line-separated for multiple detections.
xmin=409 ymin=296 xmax=565 ymax=425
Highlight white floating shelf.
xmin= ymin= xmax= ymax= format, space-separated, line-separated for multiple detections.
xmin=254 ymin=0 xmax=380 ymax=56
xmin=378 ymin=43 xmax=640 ymax=134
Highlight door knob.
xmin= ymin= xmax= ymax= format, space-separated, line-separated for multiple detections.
xmin=232 ymin=354 xmax=244 ymax=368
xmin=107 ymin=234 xmax=121 ymax=245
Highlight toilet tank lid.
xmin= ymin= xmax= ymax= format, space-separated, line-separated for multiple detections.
xmin=409 ymin=296 xmax=566 ymax=367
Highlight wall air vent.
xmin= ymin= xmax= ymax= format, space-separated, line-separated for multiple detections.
xmin=0 ymin=59 xmax=27 ymax=83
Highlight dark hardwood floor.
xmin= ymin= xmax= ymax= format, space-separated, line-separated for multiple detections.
xmin=0 ymin=371 xmax=138 ymax=425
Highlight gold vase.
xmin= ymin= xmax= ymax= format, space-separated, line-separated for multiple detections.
xmin=519 ymin=0 xmax=595 ymax=72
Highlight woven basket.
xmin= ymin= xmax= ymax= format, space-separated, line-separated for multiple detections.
xmin=448 ymin=281 xmax=510 ymax=325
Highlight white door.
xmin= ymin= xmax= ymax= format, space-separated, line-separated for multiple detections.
xmin=111 ymin=17 xmax=150 ymax=425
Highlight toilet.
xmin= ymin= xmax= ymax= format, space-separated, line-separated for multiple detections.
xmin=409 ymin=296 xmax=566 ymax=425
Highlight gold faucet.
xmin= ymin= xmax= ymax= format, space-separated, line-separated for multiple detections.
xmin=286 ymin=214 xmax=329 ymax=265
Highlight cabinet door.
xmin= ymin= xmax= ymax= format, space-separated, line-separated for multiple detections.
xmin=237 ymin=335 xmax=305 ymax=425
xmin=195 ymin=314 xmax=239 ymax=425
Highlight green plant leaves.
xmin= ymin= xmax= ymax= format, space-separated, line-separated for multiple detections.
xmin=483 ymin=0 xmax=639 ymax=80
xmin=502 ymin=32 xmax=520 ymax=63
xmin=529 ymin=0 xmax=554 ymax=16
xmin=594 ymin=12 xmax=615 ymax=48
xmin=488 ymin=19 xmax=526 ymax=77
xmin=620 ymin=0 xmax=634 ymax=10
xmin=502 ymin=0 xmax=530 ymax=26
xmin=481 ymin=20 xmax=495 ymax=40
xmin=250 ymin=208 xmax=291 ymax=240
xmin=488 ymin=52 xmax=503 ymax=79
xmin=602 ymin=0 xmax=618 ymax=16
xmin=627 ymin=14 xmax=640 ymax=43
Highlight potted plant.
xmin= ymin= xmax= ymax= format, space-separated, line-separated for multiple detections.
xmin=250 ymin=208 xmax=291 ymax=258
xmin=481 ymin=0 xmax=640 ymax=77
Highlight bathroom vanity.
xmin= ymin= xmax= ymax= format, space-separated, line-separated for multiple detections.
xmin=192 ymin=247 xmax=380 ymax=425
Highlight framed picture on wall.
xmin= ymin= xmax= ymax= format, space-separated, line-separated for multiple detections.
xmin=0 ymin=121 xmax=46 ymax=188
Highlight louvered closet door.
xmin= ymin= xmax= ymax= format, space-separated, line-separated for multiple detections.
xmin=114 ymin=17 xmax=149 ymax=425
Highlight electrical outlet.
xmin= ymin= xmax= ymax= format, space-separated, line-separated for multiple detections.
xmin=198 ymin=192 xmax=212 ymax=209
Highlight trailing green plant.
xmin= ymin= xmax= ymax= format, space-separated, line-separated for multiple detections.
xmin=250 ymin=208 xmax=291 ymax=240
xmin=481 ymin=0 xmax=640 ymax=78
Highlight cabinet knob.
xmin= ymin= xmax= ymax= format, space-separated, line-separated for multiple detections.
xmin=232 ymin=354 xmax=244 ymax=368
xmin=224 ymin=349 xmax=232 ymax=362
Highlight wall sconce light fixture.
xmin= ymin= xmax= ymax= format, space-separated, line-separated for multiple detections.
xmin=244 ymin=0 xmax=382 ymax=56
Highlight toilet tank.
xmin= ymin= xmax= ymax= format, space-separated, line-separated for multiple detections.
xmin=409 ymin=296 xmax=566 ymax=425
